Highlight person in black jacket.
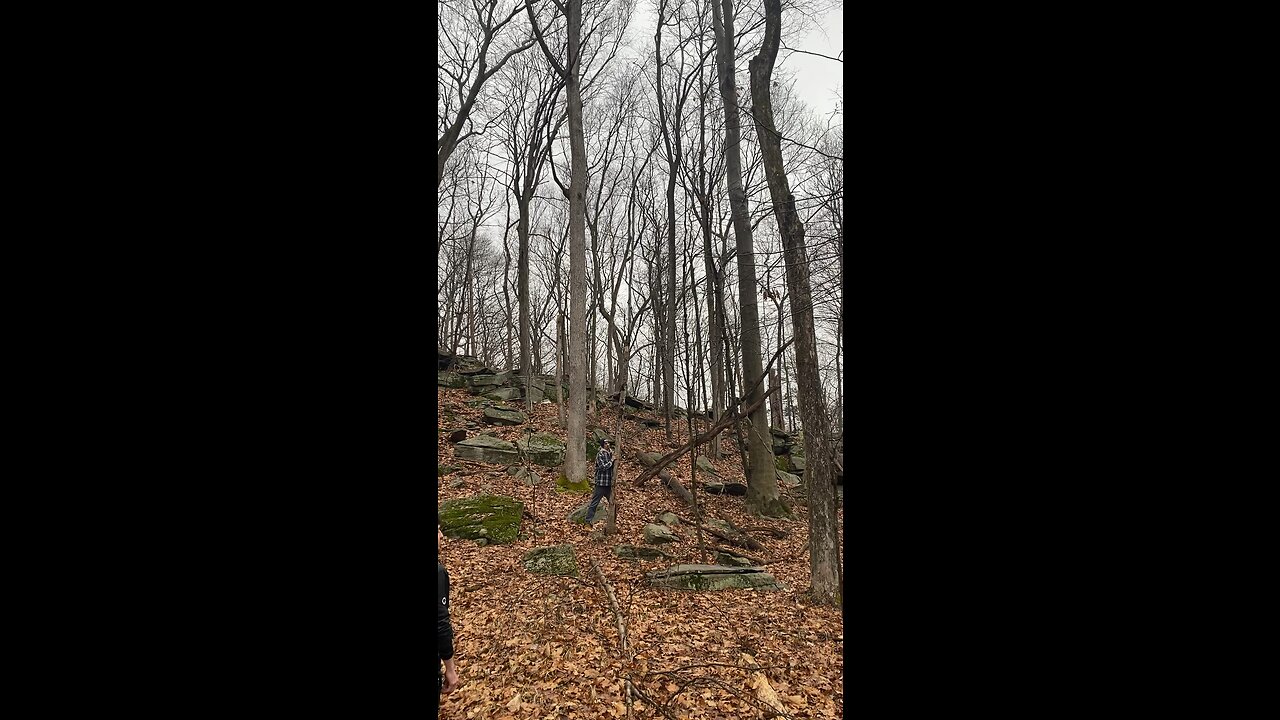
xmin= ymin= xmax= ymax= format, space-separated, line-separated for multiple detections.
xmin=437 ymin=525 xmax=458 ymax=711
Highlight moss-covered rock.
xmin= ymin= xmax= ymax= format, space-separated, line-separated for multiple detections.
xmin=775 ymin=455 xmax=791 ymax=472
xmin=438 ymin=464 xmax=460 ymax=477
xmin=517 ymin=432 xmax=565 ymax=467
xmin=556 ymin=473 xmax=591 ymax=494
xmin=521 ymin=545 xmax=578 ymax=576
xmin=439 ymin=494 xmax=523 ymax=544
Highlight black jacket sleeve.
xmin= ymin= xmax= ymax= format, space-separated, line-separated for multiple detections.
xmin=438 ymin=562 xmax=454 ymax=661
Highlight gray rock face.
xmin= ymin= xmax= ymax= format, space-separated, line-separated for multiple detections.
xmin=468 ymin=372 xmax=512 ymax=389
xmin=516 ymin=432 xmax=565 ymax=467
xmin=776 ymin=470 xmax=801 ymax=489
xmin=656 ymin=511 xmax=681 ymax=526
xmin=438 ymin=371 xmax=467 ymax=388
xmin=454 ymin=434 xmax=520 ymax=464
xmin=483 ymin=407 xmax=526 ymax=426
xmin=483 ymin=387 xmax=522 ymax=401
xmin=566 ymin=502 xmax=600 ymax=525
xmin=695 ymin=456 xmax=720 ymax=476
xmin=790 ymin=455 xmax=806 ymax=472
xmin=715 ymin=552 xmax=755 ymax=567
xmin=638 ymin=452 xmax=664 ymax=467
xmin=646 ymin=564 xmax=779 ymax=591
xmin=521 ymin=545 xmax=578 ymax=576
xmin=510 ymin=466 xmax=541 ymax=486
xmin=615 ymin=544 xmax=674 ymax=561
xmin=643 ymin=523 xmax=679 ymax=544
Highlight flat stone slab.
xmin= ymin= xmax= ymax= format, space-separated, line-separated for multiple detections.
xmin=468 ymin=372 xmax=512 ymax=388
xmin=439 ymin=494 xmax=524 ymax=544
xmin=522 ymin=545 xmax=578 ymax=576
xmin=454 ymin=434 xmax=520 ymax=464
xmin=483 ymin=407 xmax=526 ymax=425
xmin=646 ymin=564 xmax=779 ymax=591
xmin=483 ymin=387 xmax=522 ymax=401
xmin=790 ymin=455 xmax=806 ymax=472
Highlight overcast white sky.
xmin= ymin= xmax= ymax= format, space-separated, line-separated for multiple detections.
xmin=781 ymin=4 xmax=843 ymax=119
xmin=622 ymin=1 xmax=842 ymax=119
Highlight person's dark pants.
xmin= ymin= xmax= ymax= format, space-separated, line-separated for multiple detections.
xmin=585 ymin=483 xmax=610 ymax=522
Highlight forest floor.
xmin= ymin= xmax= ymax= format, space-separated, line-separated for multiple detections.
xmin=437 ymin=388 xmax=844 ymax=719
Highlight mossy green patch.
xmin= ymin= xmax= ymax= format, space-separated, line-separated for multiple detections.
xmin=438 ymin=494 xmax=524 ymax=544
xmin=556 ymin=473 xmax=590 ymax=494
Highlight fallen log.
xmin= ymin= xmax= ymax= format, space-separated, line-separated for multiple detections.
xmin=659 ymin=471 xmax=696 ymax=508
xmin=740 ymin=525 xmax=789 ymax=540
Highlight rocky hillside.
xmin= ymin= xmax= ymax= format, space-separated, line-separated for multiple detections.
xmin=437 ymin=355 xmax=844 ymax=719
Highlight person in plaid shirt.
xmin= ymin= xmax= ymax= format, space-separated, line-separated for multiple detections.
xmin=584 ymin=438 xmax=614 ymax=523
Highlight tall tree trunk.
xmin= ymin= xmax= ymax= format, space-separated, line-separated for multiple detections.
xmin=749 ymin=0 xmax=840 ymax=603
xmin=712 ymin=0 xmax=787 ymax=518
xmin=769 ymin=368 xmax=784 ymax=429
xmin=519 ymin=191 xmax=533 ymax=411
xmin=565 ymin=0 xmax=589 ymax=485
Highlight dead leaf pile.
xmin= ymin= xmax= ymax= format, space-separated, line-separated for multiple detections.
xmin=438 ymin=388 xmax=844 ymax=719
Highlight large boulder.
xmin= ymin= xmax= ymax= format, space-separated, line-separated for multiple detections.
xmin=643 ymin=523 xmax=679 ymax=544
xmin=439 ymin=494 xmax=524 ymax=544
xmin=790 ymin=454 xmax=806 ymax=473
xmin=646 ymin=564 xmax=780 ymax=591
xmin=483 ymin=407 xmax=526 ymax=426
xmin=566 ymin=501 xmax=606 ymax=524
xmin=438 ymin=371 xmax=467 ymax=388
xmin=521 ymin=545 xmax=578 ymax=576
xmin=776 ymin=470 xmax=801 ymax=489
xmin=615 ymin=544 xmax=674 ymax=561
xmin=695 ymin=456 xmax=720 ymax=476
xmin=517 ymin=432 xmax=565 ymax=467
xmin=655 ymin=511 xmax=681 ymax=527
xmin=638 ymin=452 xmax=664 ymax=467
xmin=454 ymin=435 xmax=520 ymax=464
xmin=715 ymin=552 xmax=755 ymax=567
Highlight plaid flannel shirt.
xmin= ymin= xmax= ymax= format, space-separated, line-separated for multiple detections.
xmin=594 ymin=448 xmax=614 ymax=487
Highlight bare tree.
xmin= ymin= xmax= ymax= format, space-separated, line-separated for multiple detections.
xmin=438 ymin=0 xmax=536 ymax=219
xmin=712 ymin=0 xmax=787 ymax=517
xmin=749 ymin=0 xmax=840 ymax=602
